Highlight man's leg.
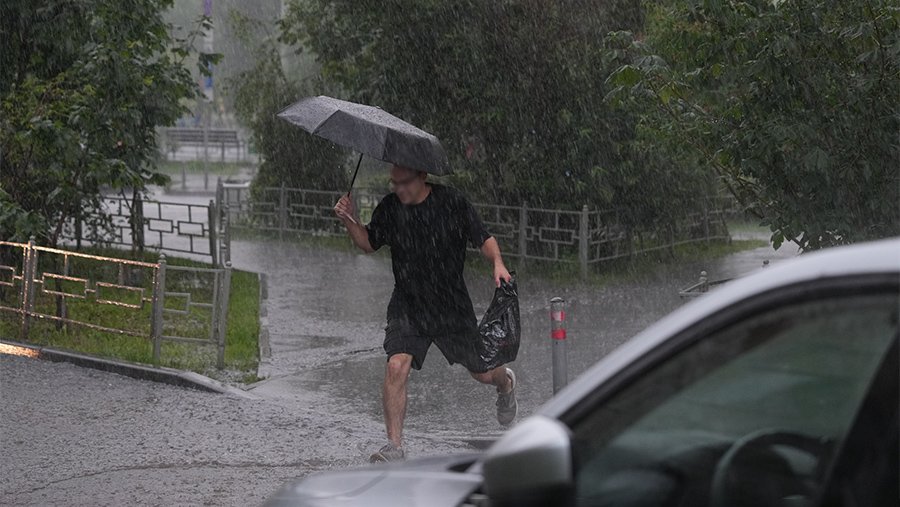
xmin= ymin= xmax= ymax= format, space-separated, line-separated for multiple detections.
xmin=469 ymin=364 xmax=512 ymax=392
xmin=470 ymin=365 xmax=517 ymax=426
xmin=384 ymin=353 xmax=413 ymax=447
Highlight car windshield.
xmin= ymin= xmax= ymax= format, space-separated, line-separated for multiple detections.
xmin=571 ymin=291 xmax=898 ymax=507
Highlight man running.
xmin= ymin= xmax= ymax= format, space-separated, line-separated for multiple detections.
xmin=334 ymin=164 xmax=517 ymax=462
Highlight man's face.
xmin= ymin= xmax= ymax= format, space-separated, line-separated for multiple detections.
xmin=390 ymin=165 xmax=426 ymax=204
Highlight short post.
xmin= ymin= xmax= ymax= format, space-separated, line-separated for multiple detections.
xmin=579 ymin=205 xmax=589 ymax=280
xmin=550 ymin=297 xmax=568 ymax=394
xmin=518 ymin=202 xmax=528 ymax=267
xmin=215 ymin=261 xmax=232 ymax=369
xmin=699 ymin=270 xmax=709 ymax=293
xmin=150 ymin=254 xmax=167 ymax=363
xmin=208 ymin=199 xmax=218 ymax=266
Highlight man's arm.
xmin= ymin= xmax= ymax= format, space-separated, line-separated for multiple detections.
xmin=334 ymin=194 xmax=375 ymax=253
xmin=481 ymin=236 xmax=512 ymax=287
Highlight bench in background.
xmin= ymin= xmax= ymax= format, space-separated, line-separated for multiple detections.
xmin=164 ymin=128 xmax=244 ymax=162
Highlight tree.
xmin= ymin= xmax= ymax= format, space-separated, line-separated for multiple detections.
xmin=608 ymin=0 xmax=900 ymax=250
xmin=278 ymin=0 xmax=722 ymax=222
xmin=227 ymin=12 xmax=348 ymax=193
xmin=0 ymin=0 xmax=216 ymax=247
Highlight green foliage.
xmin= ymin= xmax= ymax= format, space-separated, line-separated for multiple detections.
xmin=607 ymin=0 xmax=900 ymax=250
xmin=278 ymin=0 xmax=720 ymax=222
xmin=0 ymin=0 xmax=214 ymax=245
xmin=227 ymin=13 xmax=348 ymax=192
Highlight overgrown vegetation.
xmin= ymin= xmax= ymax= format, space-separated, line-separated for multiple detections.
xmin=1 ymin=0 xmax=219 ymax=246
xmin=227 ymin=13 xmax=349 ymax=196
xmin=234 ymin=0 xmax=898 ymax=251
xmin=606 ymin=0 xmax=899 ymax=250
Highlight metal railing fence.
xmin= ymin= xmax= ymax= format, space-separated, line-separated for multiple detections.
xmin=62 ymin=195 xmax=230 ymax=267
xmin=0 ymin=239 xmax=232 ymax=368
xmin=218 ymin=180 xmax=738 ymax=278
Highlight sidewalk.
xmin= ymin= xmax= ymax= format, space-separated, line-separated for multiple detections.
xmin=224 ymin=233 xmax=800 ymax=452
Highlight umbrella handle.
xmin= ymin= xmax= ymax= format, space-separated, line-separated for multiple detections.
xmin=347 ymin=153 xmax=363 ymax=195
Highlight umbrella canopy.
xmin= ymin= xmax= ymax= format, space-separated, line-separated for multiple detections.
xmin=277 ymin=96 xmax=451 ymax=176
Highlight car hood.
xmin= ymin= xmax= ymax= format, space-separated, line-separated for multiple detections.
xmin=263 ymin=453 xmax=483 ymax=507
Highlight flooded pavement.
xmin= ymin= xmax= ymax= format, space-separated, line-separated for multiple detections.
xmin=231 ymin=234 xmax=800 ymax=449
xmin=0 ymin=353 xmax=470 ymax=506
xmin=1 ymin=219 xmax=799 ymax=505
xmin=5 ymin=179 xmax=803 ymax=504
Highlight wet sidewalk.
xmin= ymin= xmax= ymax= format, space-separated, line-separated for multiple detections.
xmin=226 ymin=233 xmax=800 ymax=456
xmin=146 ymin=178 xmax=801 ymax=455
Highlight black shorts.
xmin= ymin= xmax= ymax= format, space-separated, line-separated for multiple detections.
xmin=384 ymin=318 xmax=491 ymax=373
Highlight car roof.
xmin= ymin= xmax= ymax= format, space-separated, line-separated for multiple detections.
xmin=538 ymin=237 xmax=900 ymax=420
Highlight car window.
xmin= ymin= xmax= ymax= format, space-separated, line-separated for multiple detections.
xmin=571 ymin=292 xmax=898 ymax=507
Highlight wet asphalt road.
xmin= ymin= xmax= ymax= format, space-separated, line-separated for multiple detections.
xmin=0 ymin=353 xmax=470 ymax=506
xmin=236 ymin=235 xmax=798 ymax=442
xmin=2 ymin=183 xmax=800 ymax=505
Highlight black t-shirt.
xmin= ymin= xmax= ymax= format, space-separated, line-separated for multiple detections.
xmin=366 ymin=184 xmax=491 ymax=335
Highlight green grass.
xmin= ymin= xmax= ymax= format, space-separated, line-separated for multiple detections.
xmin=726 ymin=219 xmax=771 ymax=236
xmin=0 ymin=247 xmax=259 ymax=382
xmin=496 ymin=239 xmax=768 ymax=286
xmin=457 ymin=238 xmax=766 ymax=286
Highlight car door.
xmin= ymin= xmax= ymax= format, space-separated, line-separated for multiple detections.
xmin=565 ymin=275 xmax=898 ymax=507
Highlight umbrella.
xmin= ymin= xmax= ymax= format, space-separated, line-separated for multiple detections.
xmin=277 ymin=96 xmax=451 ymax=196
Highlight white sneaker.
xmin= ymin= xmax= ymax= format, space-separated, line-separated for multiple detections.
xmin=496 ymin=368 xmax=517 ymax=426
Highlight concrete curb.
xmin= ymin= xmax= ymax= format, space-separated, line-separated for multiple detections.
xmin=256 ymin=272 xmax=273 ymax=380
xmin=0 ymin=340 xmax=256 ymax=399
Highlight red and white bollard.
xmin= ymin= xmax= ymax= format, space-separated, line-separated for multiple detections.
xmin=550 ymin=297 xmax=568 ymax=394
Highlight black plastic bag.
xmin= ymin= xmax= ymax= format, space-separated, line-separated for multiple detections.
xmin=478 ymin=274 xmax=520 ymax=369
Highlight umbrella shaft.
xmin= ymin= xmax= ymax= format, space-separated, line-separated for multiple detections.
xmin=348 ymin=153 xmax=364 ymax=195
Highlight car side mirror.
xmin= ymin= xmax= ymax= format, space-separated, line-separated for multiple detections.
xmin=482 ymin=416 xmax=575 ymax=507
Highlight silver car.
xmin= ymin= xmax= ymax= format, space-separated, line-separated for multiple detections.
xmin=265 ymin=238 xmax=899 ymax=507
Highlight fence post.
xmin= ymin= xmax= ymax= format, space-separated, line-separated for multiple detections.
xmin=20 ymin=237 xmax=37 ymax=341
xmin=279 ymin=183 xmax=287 ymax=240
xmin=703 ymin=199 xmax=710 ymax=245
xmin=579 ymin=205 xmax=589 ymax=280
xmin=550 ymin=297 xmax=568 ymax=394
xmin=202 ymin=113 xmax=210 ymax=190
xmin=216 ymin=177 xmax=224 ymax=212
xmin=518 ymin=202 xmax=528 ymax=267
xmin=223 ymin=204 xmax=232 ymax=265
xmin=150 ymin=254 xmax=167 ymax=363
xmin=75 ymin=214 xmax=83 ymax=250
xmin=133 ymin=192 xmax=145 ymax=255
xmin=58 ymin=254 xmax=70 ymax=331
xmin=208 ymin=199 xmax=218 ymax=267
xmin=215 ymin=261 xmax=232 ymax=369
